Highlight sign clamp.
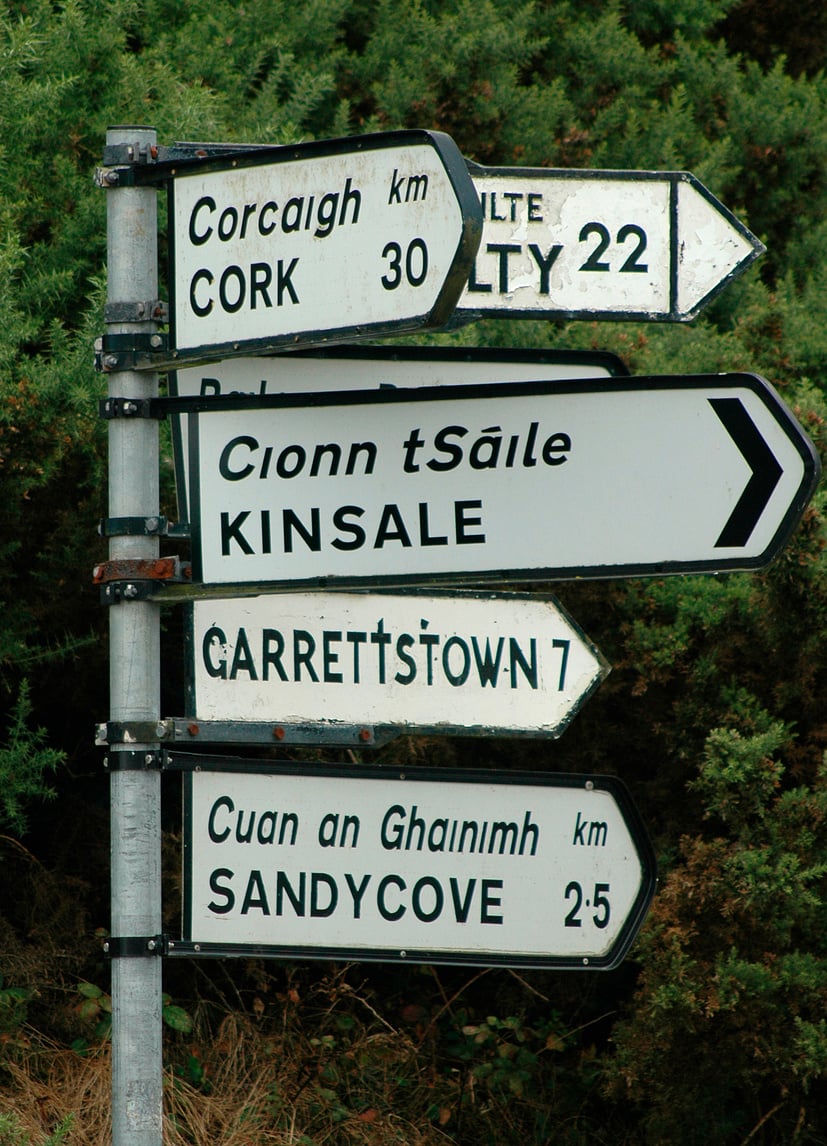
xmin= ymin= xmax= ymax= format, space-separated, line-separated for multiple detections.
xmin=93 ymin=556 xmax=192 ymax=606
xmin=103 ymin=935 xmax=171 ymax=959
xmin=95 ymin=332 xmax=169 ymax=374
xmin=102 ymin=750 xmax=164 ymax=772
xmin=103 ymin=300 xmax=168 ymax=325
xmin=98 ymin=396 xmax=165 ymax=420
xmin=98 ymin=516 xmax=190 ymax=540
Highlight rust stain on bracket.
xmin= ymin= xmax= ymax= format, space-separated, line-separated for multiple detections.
xmin=93 ymin=557 xmax=191 ymax=584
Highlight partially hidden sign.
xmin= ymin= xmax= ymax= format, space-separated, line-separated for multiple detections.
xmin=457 ymin=165 xmax=764 ymax=321
xmin=187 ymin=590 xmax=608 ymax=738
xmin=170 ymin=344 xmax=628 ymax=522
xmin=168 ymin=130 xmax=482 ymax=362
xmin=185 ymin=373 xmax=819 ymax=590
xmin=178 ymin=759 xmax=657 ymax=970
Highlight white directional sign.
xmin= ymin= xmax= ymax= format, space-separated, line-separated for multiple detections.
xmin=170 ymin=345 xmax=628 ymax=520
xmin=179 ymin=761 xmax=656 ymax=969
xmin=188 ymin=590 xmax=608 ymax=738
xmin=457 ymin=166 xmax=764 ymax=321
xmin=168 ymin=130 xmax=481 ymax=363
xmin=186 ymin=373 xmax=819 ymax=590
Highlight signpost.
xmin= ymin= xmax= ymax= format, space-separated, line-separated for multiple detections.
xmin=170 ymin=344 xmax=628 ymax=520
xmin=98 ymin=125 xmax=791 ymax=1142
xmin=168 ymin=130 xmax=482 ymax=362
xmin=185 ymin=373 xmax=819 ymax=591
xmin=187 ymin=590 xmax=608 ymax=739
xmin=176 ymin=759 xmax=656 ymax=970
xmin=457 ymin=166 xmax=764 ymax=321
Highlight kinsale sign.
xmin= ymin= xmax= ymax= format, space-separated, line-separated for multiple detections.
xmin=177 ymin=760 xmax=657 ymax=970
xmin=185 ymin=373 xmax=819 ymax=589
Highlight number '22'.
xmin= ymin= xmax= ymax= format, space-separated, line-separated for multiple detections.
xmin=578 ymin=222 xmax=648 ymax=273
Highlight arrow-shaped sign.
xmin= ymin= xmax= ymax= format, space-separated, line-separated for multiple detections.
xmin=456 ymin=165 xmax=764 ymax=322
xmin=168 ymin=130 xmax=482 ymax=365
xmin=187 ymin=590 xmax=608 ymax=739
xmin=185 ymin=372 xmax=819 ymax=590
xmin=177 ymin=759 xmax=657 ymax=970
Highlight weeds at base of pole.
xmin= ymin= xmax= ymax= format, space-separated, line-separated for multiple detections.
xmin=0 ymin=1017 xmax=454 ymax=1146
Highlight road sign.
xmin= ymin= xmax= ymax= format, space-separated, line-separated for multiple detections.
xmin=456 ymin=166 xmax=764 ymax=322
xmin=185 ymin=372 xmax=819 ymax=590
xmin=168 ymin=130 xmax=482 ymax=363
xmin=170 ymin=344 xmax=628 ymax=520
xmin=187 ymin=589 xmax=608 ymax=738
xmin=177 ymin=759 xmax=656 ymax=969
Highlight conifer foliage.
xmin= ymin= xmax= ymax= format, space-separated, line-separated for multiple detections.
xmin=1 ymin=1 xmax=827 ymax=1142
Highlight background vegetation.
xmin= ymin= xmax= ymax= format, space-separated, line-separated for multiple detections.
xmin=2 ymin=0 xmax=827 ymax=1142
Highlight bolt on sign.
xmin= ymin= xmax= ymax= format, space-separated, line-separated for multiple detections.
xmin=456 ymin=165 xmax=764 ymax=322
xmin=176 ymin=759 xmax=657 ymax=970
xmin=168 ymin=130 xmax=482 ymax=363
xmin=186 ymin=590 xmax=608 ymax=739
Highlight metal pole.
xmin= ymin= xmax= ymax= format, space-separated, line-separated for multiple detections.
xmin=105 ymin=125 xmax=163 ymax=1143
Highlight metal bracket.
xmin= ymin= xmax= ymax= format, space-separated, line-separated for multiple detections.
xmin=103 ymin=934 xmax=169 ymax=958
xmin=102 ymin=140 xmax=160 ymax=167
xmin=98 ymin=581 xmax=161 ymax=605
xmin=95 ymin=332 xmax=169 ymax=373
xmin=96 ymin=720 xmax=175 ymax=746
xmin=98 ymin=516 xmax=190 ymax=540
xmin=166 ymin=719 xmax=381 ymax=747
xmin=95 ymin=719 xmax=389 ymax=748
xmin=95 ymin=140 xmax=161 ymax=188
xmin=94 ymin=557 xmax=192 ymax=605
xmin=98 ymin=396 xmax=164 ymax=420
xmin=103 ymin=749 xmax=164 ymax=771
xmin=104 ymin=300 xmax=168 ymax=325
xmin=94 ymin=556 xmax=190 ymax=582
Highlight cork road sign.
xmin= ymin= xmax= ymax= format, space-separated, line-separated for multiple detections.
xmin=168 ymin=130 xmax=482 ymax=363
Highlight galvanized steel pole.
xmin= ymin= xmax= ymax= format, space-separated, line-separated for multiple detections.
xmin=105 ymin=125 xmax=163 ymax=1143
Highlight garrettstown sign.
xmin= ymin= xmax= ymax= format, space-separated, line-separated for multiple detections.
xmin=187 ymin=590 xmax=608 ymax=738
xmin=177 ymin=759 xmax=657 ymax=970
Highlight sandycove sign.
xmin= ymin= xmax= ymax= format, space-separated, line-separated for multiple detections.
xmin=168 ymin=130 xmax=481 ymax=362
xmin=187 ymin=590 xmax=608 ymax=738
xmin=185 ymin=373 xmax=819 ymax=589
xmin=178 ymin=760 xmax=656 ymax=969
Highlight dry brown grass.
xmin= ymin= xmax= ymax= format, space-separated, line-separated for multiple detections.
xmin=0 ymin=1011 xmax=454 ymax=1146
